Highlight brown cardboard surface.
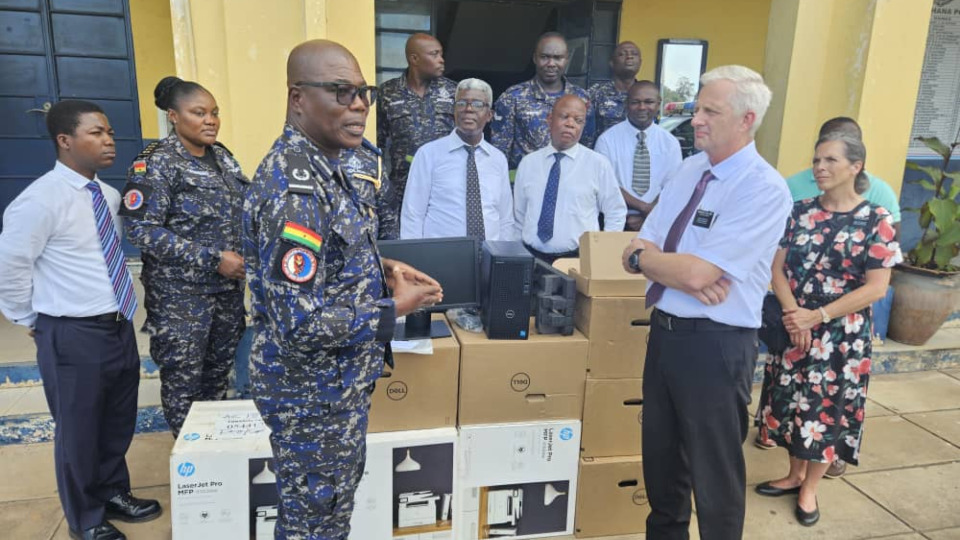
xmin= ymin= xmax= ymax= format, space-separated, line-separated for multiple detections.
xmin=574 ymin=294 xmax=650 ymax=378
xmin=368 ymin=315 xmax=460 ymax=432
xmin=575 ymin=456 xmax=648 ymax=538
xmin=581 ymin=378 xmax=643 ymax=458
xmin=452 ymin=315 xmax=588 ymax=425
xmin=574 ymin=232 xmax=648 ymax=297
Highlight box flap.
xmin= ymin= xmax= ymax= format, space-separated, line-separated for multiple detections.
xmin=579 ymin=231 xmax=642 ymax=280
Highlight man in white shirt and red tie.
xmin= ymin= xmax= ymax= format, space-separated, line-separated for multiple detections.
xmin=0 ymin=101 xmax=161 ymax=540
xmin=401 ymin=78 xmax=515 ymax=240
xmin=622 ymin=66 xmax=792 ymax=540
xmin=595 ymin=81 xmax=683 ymax=231
xmin=513 ymin=94 xmax=626 ymax=263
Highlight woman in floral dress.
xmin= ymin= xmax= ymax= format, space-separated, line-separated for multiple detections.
xmin=754 ymin=132 xmax=901 ymax=526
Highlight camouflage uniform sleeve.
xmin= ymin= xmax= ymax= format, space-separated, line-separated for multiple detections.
xmin=581 ymin=91 xmax=598 ymax=149
xmin=376 ymin=167 xmax=399 ymax=240
xmin=247 ymin=159 xmax=391 ymax=351
xmin=377 ymin=84 xmax=389 ymax=150
xmin=122 ymin=156 xmax=221 ymax=271
xmin=491 ymin=92 xmax=518 ymax=169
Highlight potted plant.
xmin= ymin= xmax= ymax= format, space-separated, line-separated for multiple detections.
xmin=887 ymin=135 xmax=960 ymax=345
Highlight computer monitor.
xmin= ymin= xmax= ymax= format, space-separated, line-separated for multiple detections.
xmin=377 ymin=237 xmax=480 ymax=339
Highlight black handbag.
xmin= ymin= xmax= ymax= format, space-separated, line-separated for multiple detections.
xmin=759 ymin=202 xmax=869 ymax=355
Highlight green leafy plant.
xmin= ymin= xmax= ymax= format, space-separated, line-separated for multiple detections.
xmin=904 ymin=136 xmax=960 ymax=271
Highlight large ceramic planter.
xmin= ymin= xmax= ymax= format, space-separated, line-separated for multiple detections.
xmin=887 ymin=265 xmax=960 ymax=345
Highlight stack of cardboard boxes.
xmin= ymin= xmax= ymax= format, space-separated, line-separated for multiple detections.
xmin=559 ymin=232 xmax=653 ymax=538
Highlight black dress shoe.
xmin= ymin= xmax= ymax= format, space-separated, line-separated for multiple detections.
xmin=796 ymin=499 xmax=820 ymax=526
xmin=69 ymin=521 xmax=126 ymax=540
xmin=755 ymin=481 xmax=802 ymax=497
xmin=105 ymin=491 xmax=162 ymax=523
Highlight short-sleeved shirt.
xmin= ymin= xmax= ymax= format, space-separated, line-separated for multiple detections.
xmin=784 ymin=168 xmax=901 ymax=223
xmin=587 ymin=80 xmax=634 ymax=137
xmin=639 ymin=142 xmax=793 ymax=328
xmin=594 ymin=120 xmax=683 ymax=207
xmin=491 ymin=78 xmax=595 ymax=170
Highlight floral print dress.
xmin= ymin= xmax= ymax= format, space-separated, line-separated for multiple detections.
xmin=757 ymin=198 xmax=901 ymax=465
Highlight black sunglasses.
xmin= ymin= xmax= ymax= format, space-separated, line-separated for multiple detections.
xmin=294 ymin=81 xmax=378 ymax=106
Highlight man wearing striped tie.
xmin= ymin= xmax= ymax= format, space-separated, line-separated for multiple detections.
xmin=595 ymin=81 xmax=683 ymax=231
xmin=0 ymin=100 xmax=160 ymax=540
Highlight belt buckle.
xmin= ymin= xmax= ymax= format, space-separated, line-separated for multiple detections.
xmin=115 ymin=312 xmax=123 ymax=323
xmin=659 ymin=311 xmax=673 ymax=331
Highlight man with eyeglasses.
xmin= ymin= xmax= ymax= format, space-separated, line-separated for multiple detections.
xmin=243 ymin=39 xmax=443 ymax=539
xmin=595 ymin=81 xmax=682 ymax=231
xmin=492 ymin=32 xmax=596 ymax=171
xmin=588 ymin=41 xmax=643 ymax=138
xmin=513 ymin=95 xmax=625 ymax=263
xmin=400 ymin=78 xmax=515 ymax=241
xmin=377 ymin=33 xmax=458 ymax=217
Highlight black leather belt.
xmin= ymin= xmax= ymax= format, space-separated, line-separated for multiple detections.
xmin=654 ymin=309 xmax=739 ymax=332
xmin=62 ymin=312 xmax=128 ymax=324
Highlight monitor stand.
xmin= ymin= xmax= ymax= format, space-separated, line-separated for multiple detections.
xmin=393 ymin=310 xmax=453 ymax=341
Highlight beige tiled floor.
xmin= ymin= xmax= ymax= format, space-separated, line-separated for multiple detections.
xmin=1 ymin=371 xmax=959 ymax=539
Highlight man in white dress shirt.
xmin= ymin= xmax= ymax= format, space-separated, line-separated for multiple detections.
xmin=0 ymin=101 xmax=160 ymax=540
xmin=621 ymin=66 xmax=792 ymax=540
xmin=513 ymin=95 xmax=626 ymax=263
xmin=401 ymin=78 xmax=514 ymax=240
xmin=595 ymin=81 xmax=683 ymax=231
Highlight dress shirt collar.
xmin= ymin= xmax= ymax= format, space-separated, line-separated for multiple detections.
xmin=707 ymin=141 xmax=759 ymax=181
xmin=54 ymin=160 xmax=99 ymax=190
xmin=548 ymin=142 xmax=581 ymax=161
xmin=444 ymin=129 xmax=492 ymax=156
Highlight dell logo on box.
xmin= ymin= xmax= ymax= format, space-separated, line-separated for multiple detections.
xmin=632 ymin=489 xmax=649 ymax=506
xmin=177 ymin=462 xmax=196 ymax=477
xmin=510 ymin=372 xmax=530 ymax=392
xmin=386 ymin=381 xmax=408 ymax=401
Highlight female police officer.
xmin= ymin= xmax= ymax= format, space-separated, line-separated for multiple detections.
xmin=120 ymin=76 xmax=248 ymax=437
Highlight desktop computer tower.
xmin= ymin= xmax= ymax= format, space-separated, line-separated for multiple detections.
xmin=481 ymin=241 xmax=534 ymax=340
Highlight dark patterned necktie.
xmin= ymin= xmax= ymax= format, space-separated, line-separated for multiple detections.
xmin=632 ymin=130 xmax=650 ymax=195
xmin=465 ymin=145 xmax=485 ymax=240
xmin=537 ymin=152 xmax=563 ymax=243
xmin=646 ymin=170 xmax=716 ymax=308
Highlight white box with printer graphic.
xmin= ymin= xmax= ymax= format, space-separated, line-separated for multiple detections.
xmin=456 ymin=420 xmax=580 ymax=539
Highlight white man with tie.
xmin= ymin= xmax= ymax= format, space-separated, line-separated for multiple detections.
xmin=621 ymin=66 xmax=792 ymax=540
xmin=401 ymin=78 xmax=514 ymax=240
xmin=595 ymin=80 xmax=682 ymax=231
xmin=514 ymin=94 xmax=626 ymax=263
xmin=0 ymin=100 xmax=161 ymax=540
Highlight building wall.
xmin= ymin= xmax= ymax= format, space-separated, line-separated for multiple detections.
xmin=618 ymin=0 xmax=773 ymax=81
xmin=129 ymin=0 xmax=177 ymax=140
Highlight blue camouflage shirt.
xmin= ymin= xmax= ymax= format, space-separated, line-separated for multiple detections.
xmin=342 ymin=139 xmax=399 ymax=240
xmin=243 ymin=124 xmax=395 ymax=390
xmin=120 ymin=133 xmax=249 ymax=294
xmin=587 ymin=80 xmax=634 ymax=138
xmin=491 ymin=77 xmax=595 ymax=169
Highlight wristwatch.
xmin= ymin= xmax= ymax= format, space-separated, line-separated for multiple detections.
xmin=818 ymin=307 xmax=831 ymax=324
xmin=628 ymin=247 xmax=645 ymax=273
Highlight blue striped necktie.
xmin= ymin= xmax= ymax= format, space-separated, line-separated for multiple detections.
xmin=537 ymin=152 xmax=563 ymax=243
xmin=86 ymin=181 xmax=138 ymax=320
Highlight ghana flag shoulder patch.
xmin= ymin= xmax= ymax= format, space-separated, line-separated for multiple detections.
xmin=281 ymin=221 xmax=322 ymax=252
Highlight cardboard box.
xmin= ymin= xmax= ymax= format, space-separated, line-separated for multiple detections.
xmin=451 ymin=316 xmax=588 ymax=425
xmin=369 ymin=315 xmax=460 ymax=432
xmin=170 ymin=400 xmax=275 ymax=540
xmin=456 ymin=421 xmax=581 ymax=540
xmin=580 ymin=379 xmax=643 ymax=458
xmin=574 ymin=294 xmax=650 ymax=378
xmin=350 ymin=428 xmax=458 ymax=540
xmin=574 ymin=456 xmax=648 ymax=538
xmin=571 ymin=232 xmax=648 ymax=297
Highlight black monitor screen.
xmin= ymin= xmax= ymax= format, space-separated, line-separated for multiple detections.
xmin=377 ymin=237 xmax=480 ymax=310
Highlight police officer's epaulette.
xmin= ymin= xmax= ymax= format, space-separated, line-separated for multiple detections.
xmin=361 ymin=138 xmax=382 ymax=157
xmin=135 ymin=141 xmax=161 ymax=162
xmin=213 ymin=141 xmax=234 ymax=156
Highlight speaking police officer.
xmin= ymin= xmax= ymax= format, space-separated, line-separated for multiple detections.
xmin=242 ymin=40 xmax=442 ymax=539
xmin=120 ymin=77 xmax=248 ymax=437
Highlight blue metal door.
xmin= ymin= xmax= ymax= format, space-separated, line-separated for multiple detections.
xmin=0 ymin=0 xmax=142 ymax=233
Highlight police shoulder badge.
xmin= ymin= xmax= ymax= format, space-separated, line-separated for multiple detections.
xmin=117 ymin=183 xmax=154 ymax=218
xmin=273 ymin=240 xmax=318 ymax=285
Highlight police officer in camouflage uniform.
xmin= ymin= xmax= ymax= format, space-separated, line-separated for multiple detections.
xmin=588 ymin=41 xmax=642 ymax=138
xmin=121 ymin=77 xmax=248 ymax=437
xmin=492 ymin=32 xmax=595 ymax=169
xmin=376 ymin=33 xmax=457 ymax=214
xmin=243 ymin=40 xmax=442 ymax=540
xmin=341 ymin=139 xmax=399 ymax=239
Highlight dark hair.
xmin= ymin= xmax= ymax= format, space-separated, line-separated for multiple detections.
xmin=536 ymin=31 xmax=567 ymax=50
xmin=154 ymin=76 xmax=208 ymax=111
xmin=816 ymin=131 xmax=870 ymax=194
xmin=630 ymin=79 xmax=660 ymax=94
xmin=818 ymin=116 xmax=861 ymax=139
xmin=46 ymin=100 xmax=105 ymax=151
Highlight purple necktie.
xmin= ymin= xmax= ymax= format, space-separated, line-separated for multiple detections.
xmin=646 ymin=170 xmax=715 ymax=308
